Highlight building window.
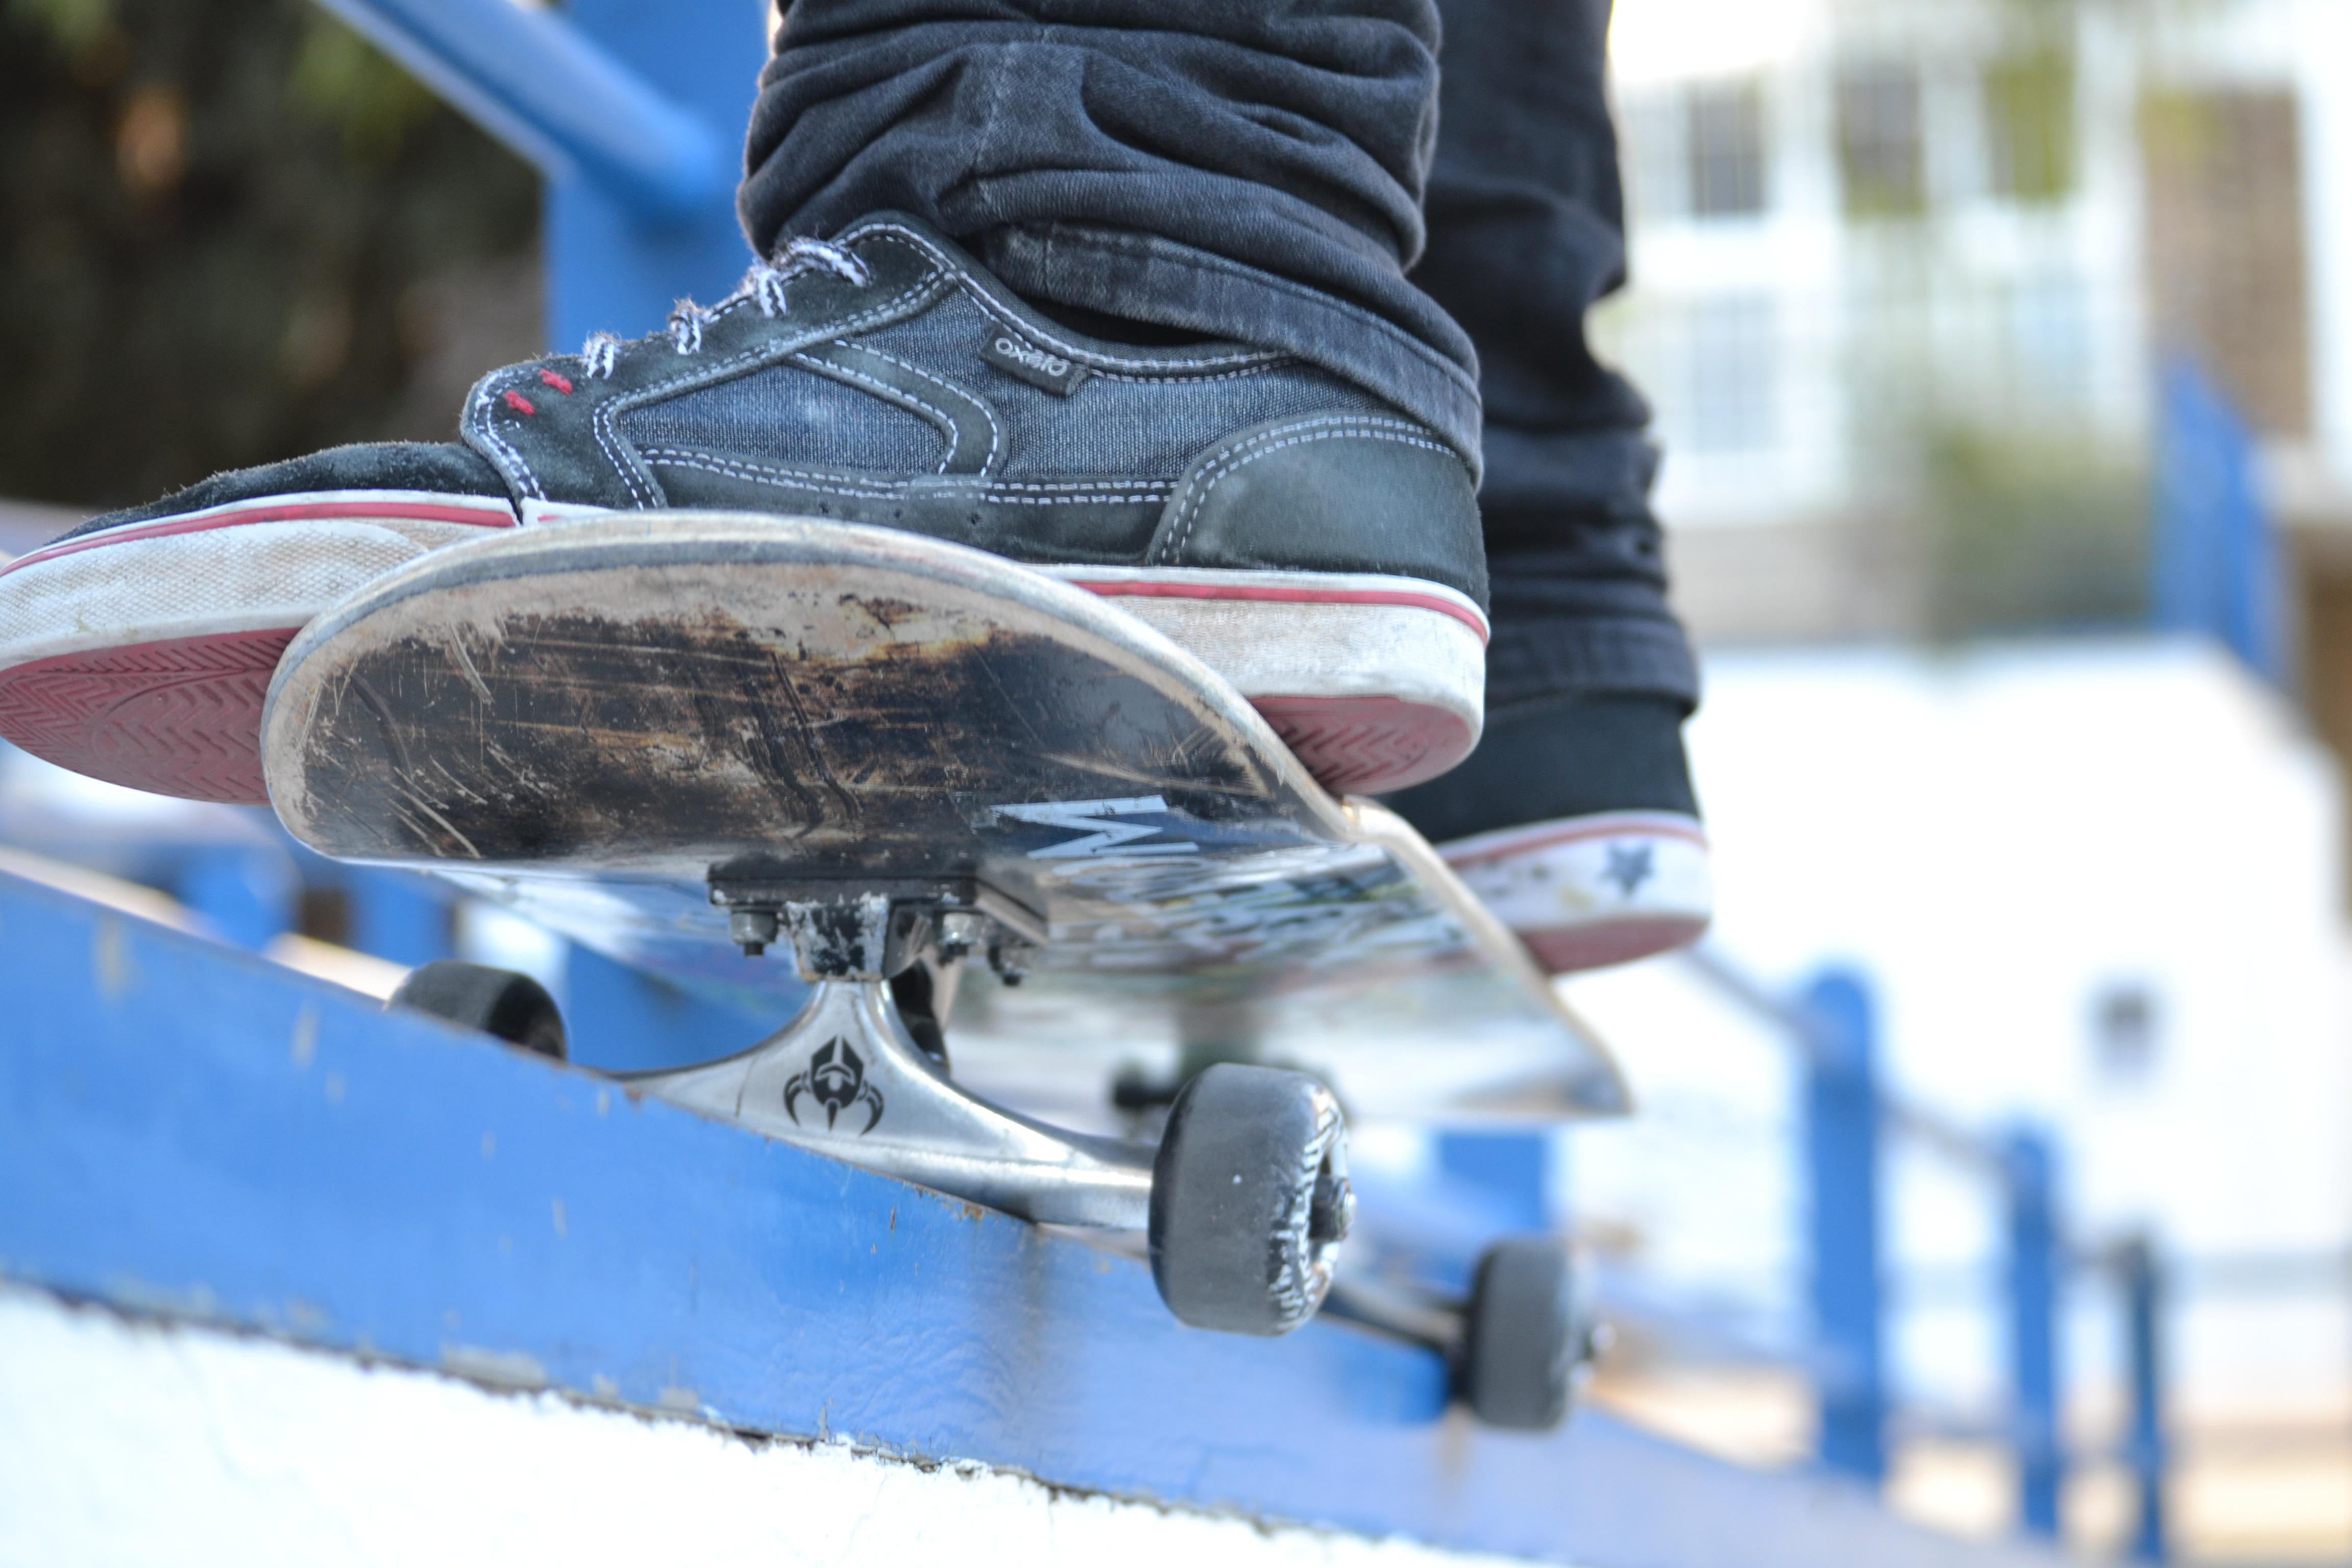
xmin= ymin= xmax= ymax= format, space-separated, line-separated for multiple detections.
xmin=1984 ymin=46 xmax=2077 ymax=202
xmin=1688 ymin=79 xmax=1767 ymax=218
xmin=1837 ymin=64 xmax=1926 ymax=218
xmin=1621 ymin=92 xmax=1688 ymax=223
xmin=2004 ymin=277 xmax=2092 ymax=412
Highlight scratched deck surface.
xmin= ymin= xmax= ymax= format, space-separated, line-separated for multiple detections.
xmin=263 ymin=516 xmax=1626 ymax=1118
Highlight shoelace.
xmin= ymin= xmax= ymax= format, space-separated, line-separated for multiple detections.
xmin=580 ymin=237 xmax=874 ymax=378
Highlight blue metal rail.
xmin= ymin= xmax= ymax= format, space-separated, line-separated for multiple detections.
xmin=1684 ymin=946 xmax=2169 ymax=1559
xmin=310 ymin=0 xmax=733 ymax=224
xmin=0 ymin=868 xmax=2071 ymax=1566
xmin=312 ymin=0 xmax=768 ymax=348
xmin=0 ymin=2 xmax=2165 ymax=1553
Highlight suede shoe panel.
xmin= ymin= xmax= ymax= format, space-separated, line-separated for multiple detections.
xmin=641 ymin=462 xmax=1168 ymax=567
xmin=61 ymin=443 xmax=508 ymax=543
xmin=1149 ymin=415 xmax=1487 ymax=605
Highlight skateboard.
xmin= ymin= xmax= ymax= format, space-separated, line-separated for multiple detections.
xmin=259 ymin=514 xmax=1626 ymax=1344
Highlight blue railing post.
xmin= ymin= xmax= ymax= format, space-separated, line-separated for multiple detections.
xmin=1432 ymin=1131 xmax=1554 ymax=1234
xmin=2119 ymin=1235 xmax=2170 ymax=1563
xmin=344 ymin=870 xmax=454 ymax=967
xmin=313 ymin=0 xmax=762 ymax=346
xmin=2152 ymin=356 xmax=2285 ymax=687
xmin=311 ymin=0 xmax=735 ymax=226
xmin=177 ymin=846 xmax=298 ymax=952
xmin=1802 ymin=967 xmax=1886 ymax=1484
xmin=546 ymin=0 xmax=770 ymax=348
xmin=2004 ymin=1129 xmax=2064 ymax=1539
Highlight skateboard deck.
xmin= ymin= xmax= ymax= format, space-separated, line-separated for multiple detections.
xmin=261 ymin=515 xmax=1628 ymax=1121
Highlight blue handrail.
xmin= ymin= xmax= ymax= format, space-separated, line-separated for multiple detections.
xmin=311 ymin=0 xmax=734 ymax=226
xmin=1682 ymin=944 xmax=2159 ymax=1554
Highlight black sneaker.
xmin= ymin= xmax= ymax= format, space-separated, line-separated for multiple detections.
xmin=0 ymin=214 xmax=1487 ymax=804
xmin=1383 ymin=695 xmax=1711 ymax=974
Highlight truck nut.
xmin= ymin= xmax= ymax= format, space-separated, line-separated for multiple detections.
xmin=988 ymin=940 xmax=1031 ymax=986
xmin=728 ymin=908 xmax=781 ymax=957
xmin=938 ymin=910 xmax=989 ymax=958
xmin=1309 ymin=1168 xmax=1355 ymax=1244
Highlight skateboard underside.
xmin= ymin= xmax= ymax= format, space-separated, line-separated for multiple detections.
xmin=263 ymin=516 xmax=1628 ymax=1120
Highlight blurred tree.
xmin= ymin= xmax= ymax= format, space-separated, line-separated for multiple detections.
xmin=0 ymin=0 xmax=538 ymax=514
xmin=1912 ymin=423 xmax=2149 ymax=639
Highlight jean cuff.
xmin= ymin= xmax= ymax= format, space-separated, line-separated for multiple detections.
xmin=983 ymin=222 xmax=1485 ymax=481
xmin=1487 ymin=614 xmax=1700 ymax=712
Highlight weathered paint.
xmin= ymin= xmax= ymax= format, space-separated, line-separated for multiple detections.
xmin=0 ymin=869 xmax=2065 ymax=1565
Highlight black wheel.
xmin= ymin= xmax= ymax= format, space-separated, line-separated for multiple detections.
xmin=390 ymin=960 xmax=567 ymax=1061
xmin=1461 ymin=1238 xmax=1579 ymax=1431
xmin=1148 ymin=1064 xmax=1351 ymax=1335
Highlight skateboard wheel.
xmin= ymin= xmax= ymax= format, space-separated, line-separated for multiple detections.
xmin=1148 ymin=1064 xmax=1349 ymax=1336
xmin=1461 ymin=1238 xmax=1578 ymax=1431
xmin=389 ymin=960 xmax=567 ymax=1061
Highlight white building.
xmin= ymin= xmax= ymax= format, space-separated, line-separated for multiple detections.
xmin=1567 ymin=10 xmax=2352 ymax=1549
xmin=1597 ymin=0 xmax=2352 ymax=644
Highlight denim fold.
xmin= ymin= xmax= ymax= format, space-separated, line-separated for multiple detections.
xmin=740 ymin=0 xmax=1698 ymax=712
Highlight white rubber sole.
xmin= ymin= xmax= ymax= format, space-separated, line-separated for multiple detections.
xmin=0 ymin=497 xmax=1484 ymax=802
xmin=1040 ymin=565 xmax=1488 ymax=794
xmin=0 ymin=491 xmax=521 ymax=666
xmin=0 ymin=491 xmax=518 ymax=802
xmin=1440 ymin=811 xmax=1713 ymax=975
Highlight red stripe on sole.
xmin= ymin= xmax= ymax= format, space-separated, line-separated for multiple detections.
xmin=0 ymin=499 xmax=515 ymax=580
xmin=0 ymin=628 xmax=297 ymax=804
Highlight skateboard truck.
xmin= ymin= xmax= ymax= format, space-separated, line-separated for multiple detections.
xmin=708 ymin=876 xmax=1041 ymax=981
xmin=390 ymin=884 xmax=1352 ymax=1336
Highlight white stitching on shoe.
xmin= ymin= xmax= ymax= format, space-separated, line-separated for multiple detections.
xmin=635 ymin=447 xmax=1170 ymax=506
xmin=521 ymin=225 xmax=1301 ymax=512
xmin=788 ymin=348 xmax=969 ymax=475
xmin=1155 ymin=416 xmax=1453 ymax=565
xmin=485 ymin=243 xmax=913 ymax=505
xmin=835 ymin=344 xmax=1002 ymax=474
xmin=590 ymin=239 xmax=948 ymax=507
xmin=469 ymin=374 xmax=546 ymax=502
xmin=1082 ymin=363 xmax=1293 ymax=387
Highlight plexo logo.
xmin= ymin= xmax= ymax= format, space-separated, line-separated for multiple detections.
xmin=783 ymin=1038 xmax=885 ymax=1135
xmin=981 ymin=332 xmax=1090 ymax=397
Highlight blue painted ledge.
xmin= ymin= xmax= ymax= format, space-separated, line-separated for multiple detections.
xmin=0 ymin=870 xmax=2061 ymax=1565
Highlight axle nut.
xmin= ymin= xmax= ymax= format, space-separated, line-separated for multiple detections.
xmin=729 ymin=908 xmax=781 ymax=956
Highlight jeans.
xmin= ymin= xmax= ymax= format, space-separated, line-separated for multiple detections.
xmin=740 ymin=0 xmax=1698 ymax=714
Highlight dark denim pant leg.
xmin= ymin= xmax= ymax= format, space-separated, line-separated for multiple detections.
xmin=739 ymin=0 xmax=1484 ymax=469
xmin=1421 ymin=0 xmax=1700 ymax=715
